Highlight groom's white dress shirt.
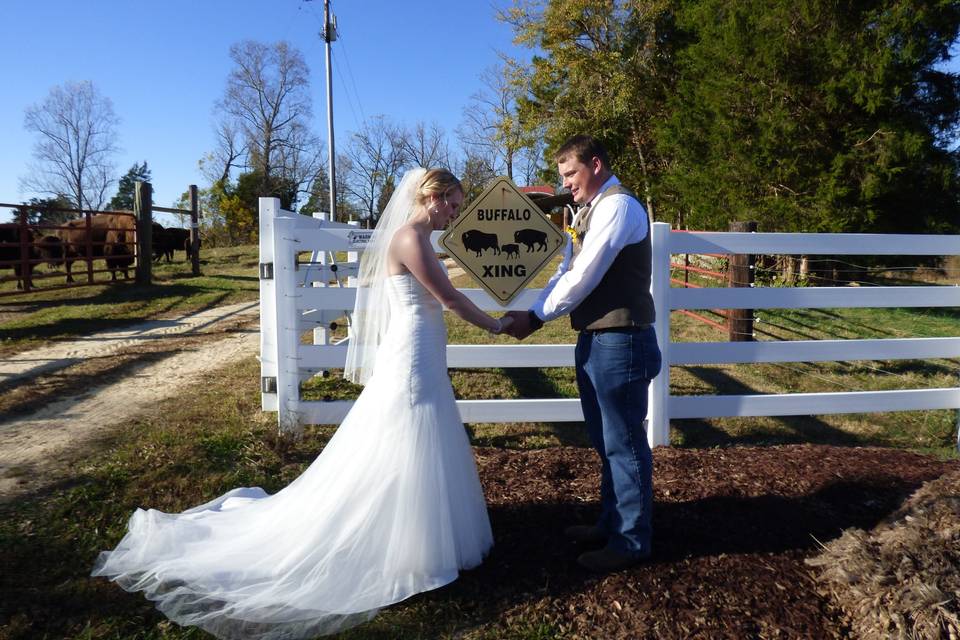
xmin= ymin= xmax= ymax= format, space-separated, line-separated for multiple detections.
xmin=530 ymin=175 xmax=649 ymax=323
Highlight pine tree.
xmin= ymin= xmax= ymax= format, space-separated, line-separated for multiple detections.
xmin=109 ymin=161 xmax=152 ymax=211
xmin=657 ymin=0 xmax=960 ymax=232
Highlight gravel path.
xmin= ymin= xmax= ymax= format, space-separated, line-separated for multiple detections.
xmin=0 ymin=301 xmax=261 ymax=499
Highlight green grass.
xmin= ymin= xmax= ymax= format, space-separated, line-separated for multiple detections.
xmin=0 ymin=357 xmax=564 ymax=640
xmin=0 ymin=246 xmax=260 ymax=355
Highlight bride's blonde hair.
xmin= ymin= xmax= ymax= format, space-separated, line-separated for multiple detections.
xmin=415 ymin=169 xmax=462 ymax=207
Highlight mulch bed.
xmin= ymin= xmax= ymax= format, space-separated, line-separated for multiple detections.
xmin=450 ymin=444 xmax=960 ymax=639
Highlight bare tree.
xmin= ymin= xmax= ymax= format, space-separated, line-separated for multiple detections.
xmin=456 ymin=152 xmax=498 ymax=203
xmin=515 ymin=127 xmax=547 ymax=186
xmin=457 ymin=62 xmax=542 ymax=183
xmin=21 ymin=80 xmax=120 ymax=211
xmin=400 ymin=121 xmax=451 ymax=169
xmin=342 ymin=116 xmax=407 ymax=225
xmin=217 ymin=40 xmax=322 ymax=204
xmin=200 ymin=120 xmax=247 ymax=186
xmin=275 ymin=119 xmax=326 ymax=207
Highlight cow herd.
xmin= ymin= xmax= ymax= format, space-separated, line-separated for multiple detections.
xmin=0 ymin=215 xmax=198 ymax=291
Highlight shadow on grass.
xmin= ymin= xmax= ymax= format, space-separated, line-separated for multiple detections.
xmin=0 ymin=347 xmax=187 ymax=419
xmin=497 ymin=367 xmax=589 ymax=448
xmin=215 ymin=274 xmax=259 ymax=283
xmin=803 ymin=308 xmax=900 ymax=337
xmin=875 ymin=358 xmax=960 ymax=377
xmin=0 ymin=286 xmax=234 ymax=343
xmin=907 ymin=305 xmax=960 ymax=322
xmin=672 ymin=366 xmax=864 ymax=447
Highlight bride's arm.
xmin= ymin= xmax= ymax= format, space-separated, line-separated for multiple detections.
xmin=390 ymin=227 xmax=510 ymax=334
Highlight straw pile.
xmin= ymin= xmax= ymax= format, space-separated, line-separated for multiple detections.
xmin=806 ymin=469 xmax=960 ymax=639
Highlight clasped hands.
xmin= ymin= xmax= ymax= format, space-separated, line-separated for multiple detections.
xmin=497 ymin=310 xmax=539 ymax=340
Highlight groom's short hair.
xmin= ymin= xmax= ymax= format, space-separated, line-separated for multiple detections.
xmin=555 ymin=135 xmax=610 ymax=168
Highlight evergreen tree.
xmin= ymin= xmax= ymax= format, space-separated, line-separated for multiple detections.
xmin=657 ymin=0 xmax=960 ymax=232
xmin=503 ymin=0 xmax=680 ymax=218
xmin=299 ymin=165 xmax=332 ymax=218
xmin=16 ymin=195 xmax=74 ymax=225
xmin=109 ymin=161 xmax=152 ymax=211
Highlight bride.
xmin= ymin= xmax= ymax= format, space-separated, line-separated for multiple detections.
xmin=92 ymin=168 xmax=512 ymax=639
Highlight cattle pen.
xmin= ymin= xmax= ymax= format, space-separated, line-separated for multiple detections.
xmin=0 ymin=182 xmax=201 ymax=297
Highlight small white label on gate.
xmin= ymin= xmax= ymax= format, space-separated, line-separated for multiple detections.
xmin=348 ymin=230 xmax=373 ymax=247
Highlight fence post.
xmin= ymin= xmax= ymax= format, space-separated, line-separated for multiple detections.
xmin=272 ymin=214 xmax=303 ymax=435
xmin=728 ymin=220 xmax=757 ymax=341
xmin=259 ymin=198 xmax=279 ymax=413
xmin=345 ymin=220 xmax=361 ymax=349
xmin=347 ymin=220 xmax=360 ymax=287
xmin=17 ymin=207 xmax=32 ymax=292
xmin=188 ymin=184 xmax=201 ymax=276
xmin=649 ymin=221 xmax=672 ymax=447
xmin=312 ymin=212 xmax=329 ymax=348
xmin=134 ymin=181 xmax=153 ymax=285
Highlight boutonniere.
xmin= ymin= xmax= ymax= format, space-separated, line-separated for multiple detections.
xmin=564 ymin=226 xmax=580 ymax=245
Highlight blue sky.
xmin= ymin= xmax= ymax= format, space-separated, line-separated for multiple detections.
xmin=0 ymin=0 xmax=525 ymax=223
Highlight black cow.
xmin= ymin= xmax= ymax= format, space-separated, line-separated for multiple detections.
xmin=500 ymin=243 xmax=519 ymax=260
xmin=152 ymin=223 xmax=175 ymax=263
xmin=0 ymin=226 xmax=35 ymax=289
xmin=167 ymin=227 xmax=195 ymax=259
xmin=514 ymin=228 xmax=548 ymax=252
xmin=462 ymin=230 xmax=500 ymax=257
xmin=153 ymin=226 xmax=196 ymax=262
xmin=106 ymin=240 xmax=135 ymax=280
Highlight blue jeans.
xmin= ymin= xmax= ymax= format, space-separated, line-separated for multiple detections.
xmin=575 ymin=325 xmax=661 ymax=556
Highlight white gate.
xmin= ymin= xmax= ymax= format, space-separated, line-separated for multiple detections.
xmin=259 ymin=197 xmax=960 ymax=446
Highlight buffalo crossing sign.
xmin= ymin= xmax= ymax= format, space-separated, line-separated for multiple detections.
xmin=439 ymin=176 xmax=567 ymax=306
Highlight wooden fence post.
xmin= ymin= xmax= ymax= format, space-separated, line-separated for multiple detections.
xmin=17 ymin=207 xmax=32 ymax=292
xmin=728 ymin=220 xmax=757 ymax=342
xmin=84 ymin=212 xmax=94 ymax=284
xmin=134 ymin=181 xmax=153 ymax=285
xmin=189 ymin=184 xmax=201 ymax=276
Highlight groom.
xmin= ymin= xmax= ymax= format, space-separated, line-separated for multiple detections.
xmin=504 ymin=134 xmax=661 ymax=573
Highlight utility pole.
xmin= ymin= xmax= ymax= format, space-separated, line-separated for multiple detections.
xmin=323 ymin=0 xmax=338 ymax=220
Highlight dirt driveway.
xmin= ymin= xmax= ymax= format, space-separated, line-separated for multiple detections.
xmin=0 ymin=301 xmax=261 ymax=500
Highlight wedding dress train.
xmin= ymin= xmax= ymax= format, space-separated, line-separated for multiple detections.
xmin=93 ymin=273 xmax=493 ymax=639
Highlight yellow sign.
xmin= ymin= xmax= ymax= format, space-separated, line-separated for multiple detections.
xmin=439 ymin=177 xmax=567 ymax=306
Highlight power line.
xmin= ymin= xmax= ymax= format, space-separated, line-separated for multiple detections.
xmin=332 ymin=48 xmax=362 ymax=131
xmin=333 ymin=31 xmax=367 ymax=126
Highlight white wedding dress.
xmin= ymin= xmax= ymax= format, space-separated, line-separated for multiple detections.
xmin=92 ymin=272 xmax=493 ymax=639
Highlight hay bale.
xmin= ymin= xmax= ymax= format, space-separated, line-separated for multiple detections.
xmin=806 ymin=469 xmax=960 ymax=639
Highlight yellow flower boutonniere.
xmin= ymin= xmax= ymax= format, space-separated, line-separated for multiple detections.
xmin=564 ymin=226 xmax=580 ymax=245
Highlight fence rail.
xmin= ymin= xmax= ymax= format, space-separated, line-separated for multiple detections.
xmin=259 ymin=197 xmax=960 ymax=445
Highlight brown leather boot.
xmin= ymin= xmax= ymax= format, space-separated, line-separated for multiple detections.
xmin=563 ymin=524 xmax=607 ymax=544
xmin=577 ymin=547 xmax=649 ymax=573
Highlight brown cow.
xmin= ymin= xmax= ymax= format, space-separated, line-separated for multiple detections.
xmin=39 ymin=214 xmax=137 ymax=282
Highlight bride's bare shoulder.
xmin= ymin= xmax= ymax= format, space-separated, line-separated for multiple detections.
xmin=389 ymin=225 xmax=427 ymax=254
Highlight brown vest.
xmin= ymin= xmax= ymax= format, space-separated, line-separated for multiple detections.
xmin=569 ymin=183 xmax=655 ymax=331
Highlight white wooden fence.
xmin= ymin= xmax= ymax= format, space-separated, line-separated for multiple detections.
xmin=259 ymin=197 xmax=960 ymax=446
